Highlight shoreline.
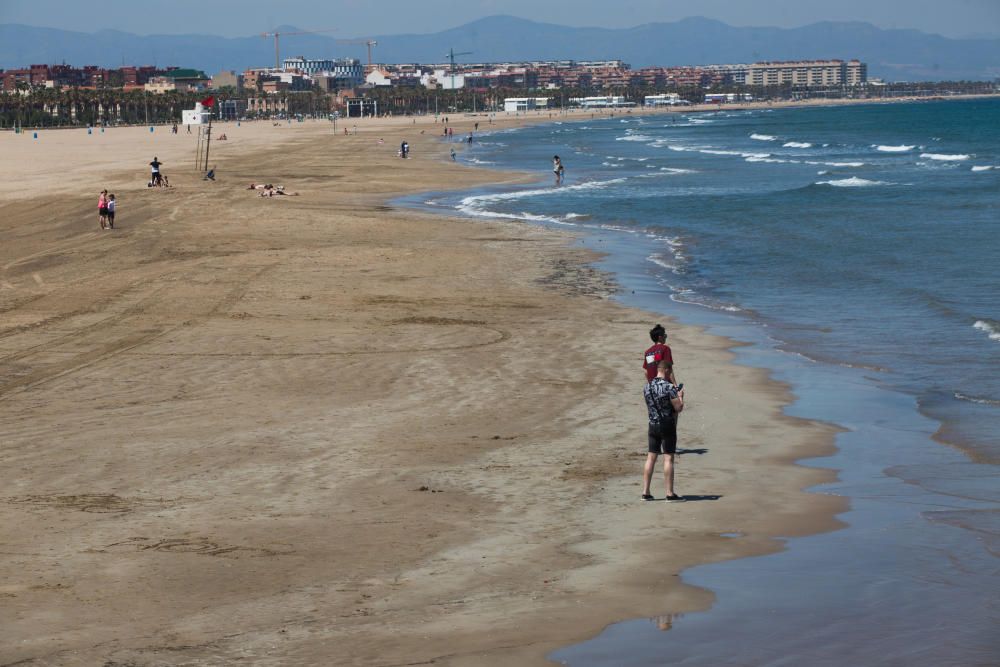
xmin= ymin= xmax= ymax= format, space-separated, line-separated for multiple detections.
xmin=0 ymin=110 xmax=847 ymax=665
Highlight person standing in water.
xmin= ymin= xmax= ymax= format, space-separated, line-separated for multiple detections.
xmin=552 ymin=155 xmax=565 ymax=184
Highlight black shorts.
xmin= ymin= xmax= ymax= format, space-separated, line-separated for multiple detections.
xmin=648 ymin=420 xmax=677 ymax=455
xmin=99 ymin=207 xmax=108 ymax=216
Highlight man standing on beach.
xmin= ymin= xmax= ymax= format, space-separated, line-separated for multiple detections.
xmin=149 ymin=157 xmax=162 ymax=186
xmin=642 ymin=359 xmax=684 ymax=502
xmin=643 ymin=324 xmax=676 ymax=384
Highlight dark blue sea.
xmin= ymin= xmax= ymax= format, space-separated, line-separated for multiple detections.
xmin=407 ymin=98 xmax=1000 ymax=665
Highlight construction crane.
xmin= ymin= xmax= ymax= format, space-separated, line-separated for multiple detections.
xmin=445 ymin=48 xmax=473 ymax=91
xmin=337 ymin=39 xmax=378 ymax=66
xmin=261 ymin=28 xmax=336 ymax=69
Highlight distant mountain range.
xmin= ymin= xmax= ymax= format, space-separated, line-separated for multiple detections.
xmin=2 ymin=15 xmax=999 ymax=82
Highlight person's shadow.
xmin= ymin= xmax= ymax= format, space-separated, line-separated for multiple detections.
xmin=677 ymin=447 xmax=708 ymax=455
xmin=679 ymin=494 xmax=722 ymax=502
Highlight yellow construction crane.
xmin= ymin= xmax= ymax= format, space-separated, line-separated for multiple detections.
xmin=337 ymin=39 xmax=379 ymax=66
xmin=261 ymin=28 xmax=336 ymax=69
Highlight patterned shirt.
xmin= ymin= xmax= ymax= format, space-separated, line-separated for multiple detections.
xmin=643 ymin=378 xmax=679 ymax=425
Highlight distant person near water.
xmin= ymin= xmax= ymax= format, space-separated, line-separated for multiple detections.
xmin=643 ymin=324 xmax=676 ymax=385
xmin=552 ymin=155 xmax=565 ymax=184
xmin=641 ymin=358 xmax=685 ymax=502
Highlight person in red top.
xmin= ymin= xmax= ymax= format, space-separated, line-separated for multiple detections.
xmin=643 ymin=324 xmax=676 ymax=384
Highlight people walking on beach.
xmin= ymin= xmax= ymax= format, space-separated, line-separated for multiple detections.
xmin=643 ymin=324 xmax=676 ymax=385
xmin=467 ymin=132 xmax=473 ymax=144
xmin=106 ymin=194 xmax=116 ymax=229
xmin=97 ymin=190 xmax=108 ymax=230
xmin=450 ymin=147 xmax=457 ymax=161
xmin=149 ymin=157 xmax=163 ymax=186
xmin=552 ymin=155 xmax=565 ymax=184
xmin=400 ymin=141 xmax=409 ymax=158
xmin=641 ymin=358 xmax=685 ymax=502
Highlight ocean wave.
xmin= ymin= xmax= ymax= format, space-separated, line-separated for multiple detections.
xmin=646 ymin=253 xmax=684 ymax=274
xmin=875 ymin=144 xmax=915 ymax=152
xmin=816 ymin=177 xmax=889 ymax=188
xmin=684 ymin=118 xmax=714 ymax=124
xmin=601 ymin=161 xmax=626 ymax=167
xmin=465 ymin=157 xmax=496 ymax=165
xmin=920 ymin=153 xmax=970 ymax=161
xmin=973 ymin=320 xmax=1000 ymax=342
xmin=457 ymin=178 xmax=628 ymax=216
xmin=563 ymin=213 xmax=591 ymax=221
xmin=750 ymin=133 xmax=778 ymax=141
xmin=970 ymin=165 xmax=995 ymax=172
xmin=783 ymin=141 xmax=813 ymax=148
xmin=746 ymin=156 xmax=798 ymax=164
xmin=954 ymin=392 xmax=1000 ymax=406
xmin=660 ymin=167 xmax=695 ymax=173
xmin=616 ymin=134 xmax=655 ymax=142
xmin=819 ymin=161 xmax=866 ymax=167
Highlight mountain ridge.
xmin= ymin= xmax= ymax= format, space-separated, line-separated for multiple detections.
xmin=1 ymin=16 xmax=998 ymax=81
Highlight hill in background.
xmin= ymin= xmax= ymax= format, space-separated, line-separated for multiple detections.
xmin=1 ymin=15 xmax=998 ymax=81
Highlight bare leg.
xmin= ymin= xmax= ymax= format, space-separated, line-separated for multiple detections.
xmin=642 ymin=452 xmax=658 ymax=497
xmin=663 ymin=454 xmax=676 ymax=497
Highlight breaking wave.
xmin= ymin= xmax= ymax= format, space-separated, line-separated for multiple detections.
xmin=973 ymin=320 xmax=1000 ymax=342
xmin=816 ymin=177 xmax=888 ymax=188
xmin=920 ymin=153 xmax=970 ymax=161
xmin=876 ymin=144 xmax=915 ymax=152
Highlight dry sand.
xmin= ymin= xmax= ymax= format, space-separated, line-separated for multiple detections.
xmin=1 ymin=112 xmax=845 ymax=665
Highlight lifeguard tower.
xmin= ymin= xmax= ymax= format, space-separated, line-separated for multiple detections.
xmin=183 ymin=100 xmax=214 ymax=171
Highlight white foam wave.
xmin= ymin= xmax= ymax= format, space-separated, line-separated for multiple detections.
xmin=602 ymin=161 xmax=625 ymax=167
xmin=954 ymin=392 xmax=1000 ymax=406
xmin=465 ymin=157 xmax=496 ymax=165
xmin=660 ymin=167 xmax=695 ymax=173
xmin=647 ymin=253 xmax=683 ymax=274
xmin=616 ymin=134 xmax=655 ymax=142
xmin=783 ymin=141 xmax=813 ymax=148
xmin=746 ymin=156 xmax=798 ymax=164
xmin=685 ymin=118 xmax=713 ymax=124
xmin=971 ymin=165 xmax=995 ymax=172
xmin=875 ymin=144 xmax=915 ymax=152
xmin=920 ymin=153 xmax=970 ymax=161
xmin=822 ymin=161 xmax=865 ymax=167
xmin=973 ymin=320 xmax=1000 ymax=341
xmin=816 ymin=177 xmax=888 ymax=188
xmin=750 ymin=133 xmax=777 ymax=141
xmin=457 ymin=178 xmax=628 ymax=218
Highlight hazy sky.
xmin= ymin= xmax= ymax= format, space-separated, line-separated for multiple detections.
xmin=1 ymin=0 xmax=998 ymax=39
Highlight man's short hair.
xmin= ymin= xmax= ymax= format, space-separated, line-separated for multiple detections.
xmin=649 ymin=324 xmax=667 ymax=343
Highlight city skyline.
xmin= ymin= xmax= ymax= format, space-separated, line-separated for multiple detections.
xmin=1 ymin=0 xmax=999 ymax=40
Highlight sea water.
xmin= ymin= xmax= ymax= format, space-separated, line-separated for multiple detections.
xmin=405 ymin=99 xmax=999 ymax=664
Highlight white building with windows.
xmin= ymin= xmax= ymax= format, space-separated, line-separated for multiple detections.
xmin=503 ymin=97 xmax=550 ymax=112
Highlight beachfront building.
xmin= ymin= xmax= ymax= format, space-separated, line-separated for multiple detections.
xmin=644 ymin=93 xmax=685 ymax=106
xmin=569 ymin=95 xmax=634 ymax=109
xmin=145 ymin=69 xmax=210 ymax=93
xmin=502 ymin=97 xmax=550 ymax=112
xmin=747 ymin=60 xmax=867 ymax=87
xmin=283 ymin=57 xmax=364 ymax=88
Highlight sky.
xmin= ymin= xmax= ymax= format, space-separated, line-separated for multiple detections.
xmin=1 ymin=0 xmax=998 ymax=39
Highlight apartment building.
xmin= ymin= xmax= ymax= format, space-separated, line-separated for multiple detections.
xmin=748 ymin=60 xmax=867 ymax=86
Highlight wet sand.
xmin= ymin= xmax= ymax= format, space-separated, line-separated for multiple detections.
xmin=1 ymin=113 xmax=844 ymax=665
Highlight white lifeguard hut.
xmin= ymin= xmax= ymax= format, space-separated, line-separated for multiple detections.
xmin=184 ymin=101 xmax=214 ymax=171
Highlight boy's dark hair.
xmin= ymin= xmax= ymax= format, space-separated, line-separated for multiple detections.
xmin=649 ymin=324 xmax=666 ymax=342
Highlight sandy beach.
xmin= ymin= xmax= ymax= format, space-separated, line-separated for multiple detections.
xmin=1 ymin=112 xmax=847 ymax=665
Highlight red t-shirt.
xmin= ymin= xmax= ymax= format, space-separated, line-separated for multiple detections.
xmin=643 ymin=343 xmax=673 ymax=381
